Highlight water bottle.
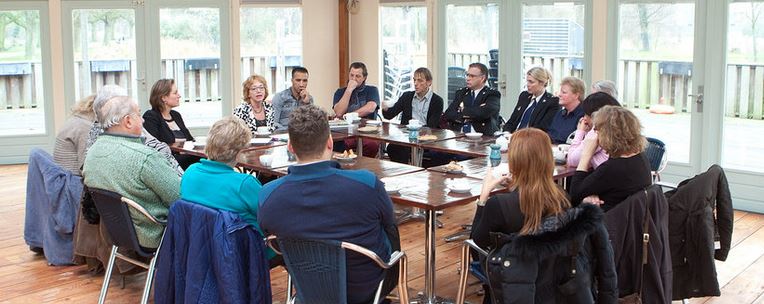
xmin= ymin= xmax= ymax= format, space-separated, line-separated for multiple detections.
xmin=489 ymin=144 xmax=501 ymax=167
xmin=409 ymin=125 xmax=420 ymax=142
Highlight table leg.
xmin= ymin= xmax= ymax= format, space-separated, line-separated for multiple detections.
xmin=410 ymin=209 xmax=454 ymax=304
xmin=357 ymin=137 xmax=364 ymax=157
xmin=398 ymin=146 xmax=443 ymax=228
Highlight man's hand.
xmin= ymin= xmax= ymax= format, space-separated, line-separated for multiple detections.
xmin=299 ymin=89 xmax=310 ymax=103
xmin=346 ymin=79 xmax=359 ymax=92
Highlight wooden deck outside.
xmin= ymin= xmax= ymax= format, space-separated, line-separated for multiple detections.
xmin=1 ymin=164 xmax=763 ymax=303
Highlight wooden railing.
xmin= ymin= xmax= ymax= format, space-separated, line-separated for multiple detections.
xmin=3 ymin=56 xmax=764 ymax=119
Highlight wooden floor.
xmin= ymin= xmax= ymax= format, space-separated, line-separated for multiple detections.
xmin=2 ymin=163 xmax=764 ymax=303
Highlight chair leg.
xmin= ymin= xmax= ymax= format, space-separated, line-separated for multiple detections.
xmin=140 ymin=254 xmax=160 ymax=304
xmin=455 ymin=243 xmax=471 ymax=304
xmin=98 ymin=245 xmax=119 ymax=304
xmin=286 ymin=275 xmax=294 ymax=304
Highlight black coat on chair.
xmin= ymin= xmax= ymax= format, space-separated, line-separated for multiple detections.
xmin=443 ymin=86 xmax=501 ymax=135
xmin=503 ymin=91 xmax=559 ymax=133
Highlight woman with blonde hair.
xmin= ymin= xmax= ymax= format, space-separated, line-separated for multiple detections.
xmin=470 ymin=128 xmax=617 ymax=303
xmin=54 ymin=94 xmax=96 ymax=175
xmin=547 ymin=76 xmax=586 ymax=144
xmin=570 ymin=105 xmax=652 ymax=211
xmin=234 ymin=75 xmax=274 ymax=135
xmin=503 ymin=67 xmax=560 ymax=133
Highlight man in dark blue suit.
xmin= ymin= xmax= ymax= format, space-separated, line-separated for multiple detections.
xmin=443 ymin=62 xmax=502 ymax=135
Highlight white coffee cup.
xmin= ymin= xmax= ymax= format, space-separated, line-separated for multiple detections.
xmin=408 ymin=119 xmax=421 ymax=128
xmin=259 ymin=154 xmax=273 ymax=167
xmin=343 ymin=112 xmax=359 ymax=123
xmin=256 ymin=126 xmax=270 ymax=134
xmin=557 ymin=144 xmax=571 ymax=152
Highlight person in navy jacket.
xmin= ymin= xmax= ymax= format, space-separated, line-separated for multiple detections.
xmin=443 ymin=62 xmax=501 ymax=135
xmin=504 ymin=67 xmax=560 ymax=133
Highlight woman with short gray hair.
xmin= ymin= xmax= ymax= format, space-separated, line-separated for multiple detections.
xmin=180 ymin=116 xmax=279 ymax=267
xmin=591 ymin=80 xmax=618 ymax=98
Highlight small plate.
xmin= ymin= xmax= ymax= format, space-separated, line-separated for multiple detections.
xmin=465 ymin=132 xmax=483 ymax=139
xmin=445 ymin=168 xmax=464 ymax=174
xmin=358 ymin=126 xmax=379 ymax=133
xmin=366 ymin=120 xmax=382 ymax=126
xmin=254 ymin=131 xmax=271 ymax=137
xmin=447 ymin=183 xmax=472 ymax=193
xmin=333 ymin=154 xmax=358 ymax=162
xmin=385 ymin=184 xmax=401 ymax=194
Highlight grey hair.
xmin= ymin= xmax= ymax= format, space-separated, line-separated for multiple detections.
xmin=99 ymin=96 xmax=136 ymax=129
xmin=591 ymin=80 xmax=618 ymax=98
xmin=93 ymin=85 xmax=129 ymax=124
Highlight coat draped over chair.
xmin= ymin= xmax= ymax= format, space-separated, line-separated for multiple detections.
xmin=24 ymin=148 xmax=81 ymax=265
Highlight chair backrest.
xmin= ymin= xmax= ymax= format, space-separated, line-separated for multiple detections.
xmin=275 ymin=238 xmax=348 ymax=304
xmin=644 ymin=137 xmax=667 ymax=172
xmin=89 ymin=188 xmax=155 ymax=257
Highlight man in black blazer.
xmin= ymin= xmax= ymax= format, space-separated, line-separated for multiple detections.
xmin=503 ymin=67 xmax=560 ymax=133
xmin=382 ymin=67 xmax=444 ymax=164
xmin=443 ymin=62 xmax=501 ymax=135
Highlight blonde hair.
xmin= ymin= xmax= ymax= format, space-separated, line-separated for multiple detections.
xmin=527 ymin=67 xmax=552 ymax=87
xmin=205 ymin=116 xmax=252 ymax=165
xmin=560 ymin=76 xmax=586 ymax=102
xmin=506 ymin=128 xmax=570 ymax=235
xmin=593 ymin=106 xmax=645 ymax=157
xmin=71 ymin=94 xmax=96 ymax=118
xmin=242 ymin=75 xmax=269 ymax=103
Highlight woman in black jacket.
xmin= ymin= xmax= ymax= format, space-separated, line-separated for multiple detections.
xmin=471 ymin=128 xmax=617 ymax=304
xmin=143 ymin=78 xmax=198 ymax=169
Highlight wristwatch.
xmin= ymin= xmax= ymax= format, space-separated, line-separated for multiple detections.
xmin=475 ymin=198 xmax=487 ymax=207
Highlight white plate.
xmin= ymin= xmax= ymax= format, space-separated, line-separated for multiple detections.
xmin=250 ymin=138 xmax=272 ymax=144
xmin=465 ymin=132 xmax=483 ymax=139
xmin=385 ymin=184 xmax=401 ymax=194
xmin=254 ymin=131 xmax=271 ymax=137
xmin=334 ymin=155 xmax=358 ymax=162
xmin=447 ymin=183 xmax=472 ymax=193
xmin=366 ymin=120 xmax=382 ymax=126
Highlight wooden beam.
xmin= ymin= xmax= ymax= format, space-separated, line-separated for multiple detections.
xmin=338 ymin=0 xmax=349 ymax=87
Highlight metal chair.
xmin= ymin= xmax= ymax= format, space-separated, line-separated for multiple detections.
xmin=89 ymin=188 xmax=167 ymax=304
xmin=645 ymin=137 xmax=668 ymax=181
xmin=266 ymin=236 xmax=409 ymax=304
xmin=456 ymin=239 xmax=489 ymax=304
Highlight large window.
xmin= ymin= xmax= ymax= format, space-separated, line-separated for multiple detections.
xmin=723 ymin=2 xmax=764 ymax=173
xmin=445 ymin=3 xmax=499 ymax=104
xmin=239 ymin=6 xmax=302 ymax=97
xmin=618 ymin=3 xmax=695 ymax=163
xmin=522 ymin=2 xmax=585 ymax=93
xmin=70 ymin=9 xmax=137 ymax=102
xmin=380 ymin=5 xmax=426 ymax=104
xmin=0 ymin=9 xmax=45 ymax=136
xmin=160 ymin=7 xmax=222 ymax=128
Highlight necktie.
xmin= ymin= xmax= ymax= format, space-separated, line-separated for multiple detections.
xmin=467 ymin=91 xmax=475 ymax=107
xmin=517 ymin=98 xmax=538 ymax=129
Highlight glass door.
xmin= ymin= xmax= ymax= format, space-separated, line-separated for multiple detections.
xmin=616 ymin=1 xmax=701 ymax=173
xmin=62 ymin=1 xmax=145 ymax=110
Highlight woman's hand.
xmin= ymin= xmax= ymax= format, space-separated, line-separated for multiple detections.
xmin=479 ymin=166 xmax=510 ymax=203
xmin=577 ymin=133 xmax=599 ymax=171
xmin=577 ymin=116 xmax=591 ymax=132
xmin=582 ymin=195 xmax=604 ymax=206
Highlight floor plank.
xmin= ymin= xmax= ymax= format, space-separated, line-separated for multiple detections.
xmin=2 ymin=164 xmax=764 ymax=304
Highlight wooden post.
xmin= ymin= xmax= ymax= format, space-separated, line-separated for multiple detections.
xmin=338 ymin=0 xmax=349 ymax=87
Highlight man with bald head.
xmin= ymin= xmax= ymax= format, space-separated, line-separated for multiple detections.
xmin=83 ymin=96 xmax=180 ymax=249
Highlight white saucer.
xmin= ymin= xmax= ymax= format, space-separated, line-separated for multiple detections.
xmin=447 ymin=183 xmax=472 ymax=193
xmin=385 ymin=184 xmax=401 ymax=194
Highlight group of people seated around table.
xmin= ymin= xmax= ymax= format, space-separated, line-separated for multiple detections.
xmin=47 ymin=58 xmax=664 ymax=303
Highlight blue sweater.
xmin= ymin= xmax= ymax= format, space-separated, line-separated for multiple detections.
xmin=181 ymin=159 xmax=273 ymax=259
xmin=258 ymin=160 xmax=395 ymax=304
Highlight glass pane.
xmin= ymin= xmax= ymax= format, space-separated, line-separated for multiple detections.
xmin=723 ymin=2 xmax=764 ymax=173
xmin=160 ymin=8 xmax=221 ymax=128
xmin=71 ymin=9 xmax=136 ymax=102
xmin=0 ymin=10 xmax=45 ymax=136
xmin=618 ymin=3 xmax=695 ymax=163
xmin=239 ymin=7 xmax=302 ymax=95
xmin=446 ymin=4 xmax=499 ymax=104
xmin=380 ymin=5 xmax=427 ymax=104
xmin=522 ymin=3 xmax=585 ymax=94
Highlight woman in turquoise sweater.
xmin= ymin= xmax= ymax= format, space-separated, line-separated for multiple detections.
xmin=180 ymin=116 xmax=279 ymax=266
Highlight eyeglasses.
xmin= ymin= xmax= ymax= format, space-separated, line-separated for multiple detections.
xmin=250 ymin=86 xmax=266 ymax=92
xmin=465 ymin=73 xmax=484 ymax=78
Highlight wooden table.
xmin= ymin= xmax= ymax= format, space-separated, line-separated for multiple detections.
xmin=428 ymin=157 xmax=577 ymax=181
xmin=343 ymin=121 xmax=464 ymax=160
xmin=274 ymin=156 xmax=425 ymax=178
xmin=418 ymin=138 xmax=494 ymax=158
xmin=380 ymin=171 xmax=506 ymax=303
